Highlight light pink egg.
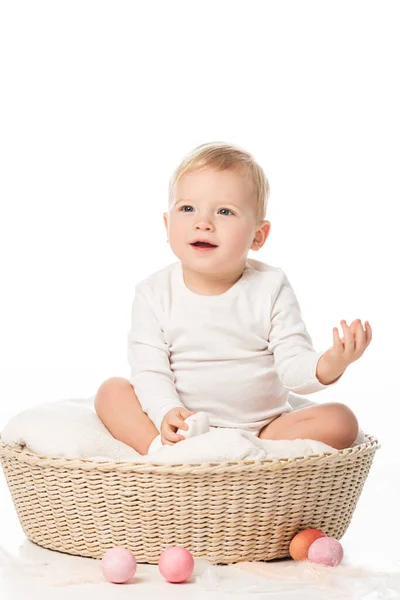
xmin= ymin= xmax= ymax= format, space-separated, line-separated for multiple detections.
xmin=101 ymin=547 xmax=137 ymax=583
xmin=308 ymin=536 xmax=344 ymax=566
xmin=158 ymin=546 xmax=194 ymax=583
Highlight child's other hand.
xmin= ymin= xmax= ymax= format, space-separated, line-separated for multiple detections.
xmin=332 ymin=319 xmax=372 ymax=366
xmin=160 ymin=407 xmax=197 ymax=446
xmin=317 ymin=319 xmax=372 ymax=385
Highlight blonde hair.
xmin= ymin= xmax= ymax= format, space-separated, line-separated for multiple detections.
xmin=168 ymin=141 xmax=270 ymax=226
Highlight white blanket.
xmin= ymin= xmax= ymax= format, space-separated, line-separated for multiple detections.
xmin=0 ymin=394 xmax=366 ymax=464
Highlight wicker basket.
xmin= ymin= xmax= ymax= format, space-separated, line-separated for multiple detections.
xmin=0 ymin=433 xmax=380 ymax=565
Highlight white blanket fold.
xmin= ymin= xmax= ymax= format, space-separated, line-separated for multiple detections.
xmin=0 ymin=394 xmax=366 ymax=465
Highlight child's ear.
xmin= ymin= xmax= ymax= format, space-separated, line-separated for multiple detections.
xmin=163 ymin=212 xmax=168 ymax=231
xmin=251 ymin=220 xmax=271 ymax=250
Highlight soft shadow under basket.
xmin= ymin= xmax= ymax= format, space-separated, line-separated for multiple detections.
xmin=0 ymin=433 xmax=380 ymax=564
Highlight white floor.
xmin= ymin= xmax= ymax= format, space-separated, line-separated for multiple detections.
xmin=1 ymin=448 xmax=399 ymax=600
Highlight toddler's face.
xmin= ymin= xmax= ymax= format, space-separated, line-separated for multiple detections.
xmin=164 ymin=167 xmax=269 ymax=277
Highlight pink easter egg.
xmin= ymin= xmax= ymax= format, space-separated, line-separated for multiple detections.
xmin=158 ymin=546 xmax=194 ymax=583
xmin=101 ymin=547 xmax=137 ymax=583
xmin=308 ymin=536 xmax=344 ymax=566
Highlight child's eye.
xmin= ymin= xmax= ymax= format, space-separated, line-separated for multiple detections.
xmin=180 ymin=205 xmax=234 ymax=215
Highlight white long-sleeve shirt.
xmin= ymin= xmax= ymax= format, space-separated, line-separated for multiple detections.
xmin=127 ymin=258 xmax=341 ymax=432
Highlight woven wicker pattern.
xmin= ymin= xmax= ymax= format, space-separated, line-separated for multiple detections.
xmin=0 ymin=433 xmax=380 ymax=564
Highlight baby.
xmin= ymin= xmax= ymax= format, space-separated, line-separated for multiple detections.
xmin=94 ymin=141 xmax=372 ymax=456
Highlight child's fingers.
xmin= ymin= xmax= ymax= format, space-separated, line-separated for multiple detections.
xmin=165 ymin=424 xmax=185 ymax=442
xmin=164 ymin=432 xmax=184 ymax=444
xmin=340 ymin=320 xmax=354 ymax=351
xmin=365 ymin=321 xmax=372 ymax=346
xmin=333 ymin=326 xmax=342 ymax=348
xmin=161 ymin=437 xmax=173 ymax=446
xmin=354 ymin=319 xmax=366 ymax=350
xmin=180 ymin=409 xmax=196 ymax=421
xmin=162 ymin=436 xmax=182 ymax=446
xmin=160 ymin=420 xmax=183 ymax=443
xmin=169 ymin=416 xmax=188 ymax=430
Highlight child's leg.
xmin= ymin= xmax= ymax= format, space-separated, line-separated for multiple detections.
xmin=94 ymin=377 xmax=158 ymax=455
xmin=258 ymin=402 xmax=359 ymax=450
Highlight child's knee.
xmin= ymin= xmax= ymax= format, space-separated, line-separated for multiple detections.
xmin=94 ymin=377 xmax=131 ymax=413
xmin=324 ymin=402 xmax=359 ymax=447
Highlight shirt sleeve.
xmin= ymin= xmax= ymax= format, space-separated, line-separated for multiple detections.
xmin=127 ymin=285 xmax=186 ymax=431
xmin=267 ymin=270 xmax=344 ymax=393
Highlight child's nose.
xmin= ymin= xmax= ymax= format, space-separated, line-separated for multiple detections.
xmin=194 ymin=218 xmax=215 ymax=230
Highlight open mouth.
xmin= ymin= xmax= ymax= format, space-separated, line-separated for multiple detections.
xmin=191 ymin=241 xmax=217 ymax=248
xmin=190 ymin=241 xmax=218 ymax=252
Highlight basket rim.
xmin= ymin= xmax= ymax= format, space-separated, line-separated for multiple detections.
xmin=0 ymin=431 xmax=380 ymax=474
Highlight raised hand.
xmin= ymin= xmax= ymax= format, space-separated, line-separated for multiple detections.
xmin=316 ymin=319 xmax=372 ymax=385
xmin=332 ymin=319 xmax=372 ymax=366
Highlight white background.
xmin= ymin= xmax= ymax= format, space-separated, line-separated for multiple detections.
xmin=1 ymin=0 xmax=399 ymax=464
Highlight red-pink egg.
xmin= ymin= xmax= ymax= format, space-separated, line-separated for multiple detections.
xmin=158 ymin=546 xmax=194 ymax=583
xmin=289 ymin=528 xmax=326 ymax=561
xmin=308 ymin=536 xmax=344 ymax=566
xmin=101 ymin=547 xmax=137 ymax=583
